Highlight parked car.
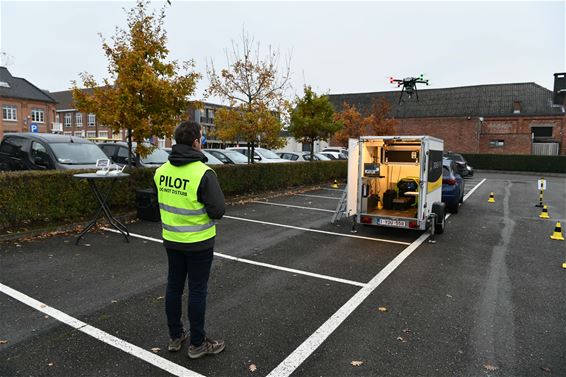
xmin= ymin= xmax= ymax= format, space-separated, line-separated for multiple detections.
xmin=227 ymin=147 xmax=288 ymax=163
xmin=320 ymin=151 xmax=348 ymax=160
xmin=148 ymin=146 xmax=224 ymax=165
xmin=278 ymin=152 xmax=331 ymax=161
xmin=442 ymin=158 xmax=465 ymax=213
xmin=322 ymin=147 xmax=348 ymax=159
xmin=444 ymin=152 xmax=473 ymax=177
xmin=99 ymin=142 xmax=170 ymax=168
xmin=0 ymin=133 xmax=109 ymax=171
xmin=204 ymin=149 xmax=249 ymax=164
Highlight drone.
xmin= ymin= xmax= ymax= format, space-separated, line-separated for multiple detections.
xmin=389 ymin=74 xmax=429 ymax=104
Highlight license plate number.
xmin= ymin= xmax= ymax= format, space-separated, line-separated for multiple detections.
xmin=378 ymin=219 xmax=406 ymax=227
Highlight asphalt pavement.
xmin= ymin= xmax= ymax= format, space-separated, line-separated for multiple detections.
xmin=1 ymin=171 xmax=565 ymax=377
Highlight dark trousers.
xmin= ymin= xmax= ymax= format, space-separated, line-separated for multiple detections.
xmin=165 ymin=247 xmax=214 ymax=346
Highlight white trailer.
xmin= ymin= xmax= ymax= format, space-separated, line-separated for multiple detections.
xmin=347 ymin=136 xmax=446 ymax=234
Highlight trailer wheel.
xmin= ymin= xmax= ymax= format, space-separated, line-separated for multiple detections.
xmin=432 ymin=202 xmax=446 ymax=234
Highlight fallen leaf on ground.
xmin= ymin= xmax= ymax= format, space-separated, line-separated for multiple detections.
xmin=248 ymin=363 xmax=257 ymax=372
xmin=402 ymin=328 xmax=412 ymax=334
xmin=446 ymin=294 xmax=453 ymax=298
xmin=351 ymin=360 xmax=363 ymax=367
xmin=156 ymin=296 xmax=164 ymax=300
xmin=111 ymin=300 xmax=118 ymax=303
xmin=85 ymin=244 xmax=91 ymax=247
xmin=44 ymin=315 xmax=49 ymax=319
xmin=151 ymin=347 xmax=161 ymax=353
xmin=397 ymin=336 xmax=407 ymax=342
xmin=48 ymin=363 xmax=53 ymax=367
xmin=483 ymin=364 xmax=498 ymax=371
xmin=0 ymin=340 xmax=7 ymax=344
xmin=541 ymin=367 xmax=551 ymax=373
xmin=377 ymin=307 xmax=388 ymax=312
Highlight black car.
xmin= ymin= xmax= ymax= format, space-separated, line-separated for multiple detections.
xmin=443 ymin=152 xmax=474 ymax=177
xmin=98 ymin=142 xmax=170 ymax=167
xmin=0 ymin=133 xmax=109 ymax=171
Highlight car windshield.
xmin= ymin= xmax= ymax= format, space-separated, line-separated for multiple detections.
xmin=314 ymin=153 xmax=331 ymax=160
xmin=202 ymin=150 xmax=223 ymax=164
xmin=258 ymin=148 xmax=281 ymax=159
xmin=445 ymin=154 xmax=465 ymax=162
xmin=223 ymin=150 xmax=248 ymax=163
xmin=140 ymin=148 xmax=170 ymax=164
xmin=51 ymin=143 xmax=109 ymax=164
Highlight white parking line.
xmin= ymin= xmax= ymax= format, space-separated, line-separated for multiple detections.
xmin=101 ymin=228 xmax=367 ymax=287
xmin=0 ymin=283 xmax=204 ymax=377
xmin=319 ymin=188 xmax=343 ymax=192
xmin=296 ymin=194 xmax=341 ymax=200
xmin=223 ymin=216 xmax=411 ymax=246
xmin=266 ymin=177 xmax=488 ymax=377
xmin=266 ymin=231 xmax=432 ymax=377
xmin=464 ymin=178 xmax=487 ymax=200
xmin=250 ymin=200 xmax=335 ymax=213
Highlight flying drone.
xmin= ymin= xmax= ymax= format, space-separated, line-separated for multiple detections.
xmin=389 ymin=74 xmax=429 ymax=104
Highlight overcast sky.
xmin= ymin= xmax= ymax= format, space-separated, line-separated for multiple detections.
xmin=1 ymin=1 xmax=564 ymax=103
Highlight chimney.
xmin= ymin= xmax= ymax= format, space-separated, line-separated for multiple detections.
xmin=553 ymin=72 xmax=566 ymax=106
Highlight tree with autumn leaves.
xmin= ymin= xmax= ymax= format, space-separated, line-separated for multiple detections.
xmin=207 ymin=31 xmax=290 ymax=163
xmin=288 ymin=86 xmax=342 ymax=160
xmin=72 ymin=1 xmax=200 ymax=166
xmin=333 ymin=97 xmax=398 ymax=147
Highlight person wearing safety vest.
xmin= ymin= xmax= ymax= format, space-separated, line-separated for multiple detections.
xmin=154 ymin=121 xmax=226 ymax=359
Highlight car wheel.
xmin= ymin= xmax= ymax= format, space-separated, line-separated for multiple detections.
xmin=432 ymin=202 xmax=445 ymax=234
xmin=447 ymin=202 xmax=459 ymax=214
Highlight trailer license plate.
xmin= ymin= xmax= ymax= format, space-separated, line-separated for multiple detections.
xmin=378 ymin=219 xmax=406 ymax=227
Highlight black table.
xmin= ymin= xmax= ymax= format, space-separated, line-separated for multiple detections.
xmin=73 ymin=173 xmax=130 ymax=244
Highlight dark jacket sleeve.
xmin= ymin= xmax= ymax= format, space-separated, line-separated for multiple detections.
xmin=197 ymin=170 xmax=225 ymax=219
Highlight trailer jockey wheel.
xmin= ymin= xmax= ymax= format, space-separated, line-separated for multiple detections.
xmin=432 ymin=202 xmax=446 ymax=234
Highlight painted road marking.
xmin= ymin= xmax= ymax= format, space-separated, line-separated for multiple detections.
xmin=0 ymin=283 xmax=203 ymax=377
xmin=250 ymin=200 xmax=335 ymax=213
xmin=265 ymin=178 xmax=487 ymax=377
xmin=223 ymin=216 xmax=411 ymax=246
xmin=296 ymin=194 xmax=341 ymax=200
xmin=266 ymin=231 xmax=432 ymax=377
xmin=464 ymin=178 xmax=487 ymax=201
xmin=101 ymin=228 xmax=367 ymax=287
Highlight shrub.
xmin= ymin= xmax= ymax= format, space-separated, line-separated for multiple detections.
xmin=0 ymin=161 xmax=346 ymax=232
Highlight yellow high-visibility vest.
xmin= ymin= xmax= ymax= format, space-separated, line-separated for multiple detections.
xmin=154 ymin=161 xmax=216 ymax=243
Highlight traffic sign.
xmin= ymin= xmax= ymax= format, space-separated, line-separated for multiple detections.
xmin=538 ymin=178 xmax=546 ymax=191
xmin=29 ymin=123 xmax=39 ymax=133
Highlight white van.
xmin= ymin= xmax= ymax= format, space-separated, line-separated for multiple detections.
xmin=227 ymin=147 xmax=288 ymax=163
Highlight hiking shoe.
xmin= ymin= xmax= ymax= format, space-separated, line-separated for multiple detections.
xmin=168 ymin=330 xmax=188 ymax=352
xmin=188 ymin=337 xmax=225 ymax=359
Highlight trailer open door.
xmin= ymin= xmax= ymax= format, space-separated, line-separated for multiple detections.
xmin=347 ymin=138 xmax=359 ymax=216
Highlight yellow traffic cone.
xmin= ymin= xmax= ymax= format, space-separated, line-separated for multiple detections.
xmin=488 ymin=192 xmax=495 ymax=203
xmin=550 ymin=222 xmax=564 ymax=241
xmin=331 ymin=180 xmax=339 ymax=189
xmin=539 ymin=205 xmax=550 ymax=219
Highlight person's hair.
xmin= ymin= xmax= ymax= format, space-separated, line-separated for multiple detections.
xmin=174 ymin=121 xmax=201 ymax=146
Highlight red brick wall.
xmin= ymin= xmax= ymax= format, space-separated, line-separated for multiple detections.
xmin=393 ymin=117 xmax=480 ymax=153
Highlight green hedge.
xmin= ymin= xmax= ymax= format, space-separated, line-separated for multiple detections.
xmin=462 ymin=154 xmax=566 ymax=173
xmin=0 ymin=161 xmax=346 ymax=232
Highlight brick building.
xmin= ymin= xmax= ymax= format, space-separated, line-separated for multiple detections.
xmin=49 ymin=89 xmax=117 ymax=141
xmin=0 ymin=67 xmax=58 ymax=140
xmin=328 ymin=82 xmax=566 ymax=155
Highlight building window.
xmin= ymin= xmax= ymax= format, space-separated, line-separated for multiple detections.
xmin=86 ymin=131 xmax=97 ymax=139
xmin=64 ymin=113 xmax=72 ymax=127
xmin=158 ymin=137 xmax=166 ymax=148
xmin=2 ymin=105 xmax=17 ymax=121
xmin=88 ymin=113 xmax=96 ymax=126
xmin=31 ymin=109 xmax=44 ymax=123
xmin=74 ymin=131 xmax=84 ymax=138
xmin=490 ymin=140 xmax=505 ymax=147
xmin=98 ymin=131 xmax=109 ymax=139
xmin=63 ymin=131 xmax=72 ymax=136
xmin=76 ymin=113 xmax=83 ymax=127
